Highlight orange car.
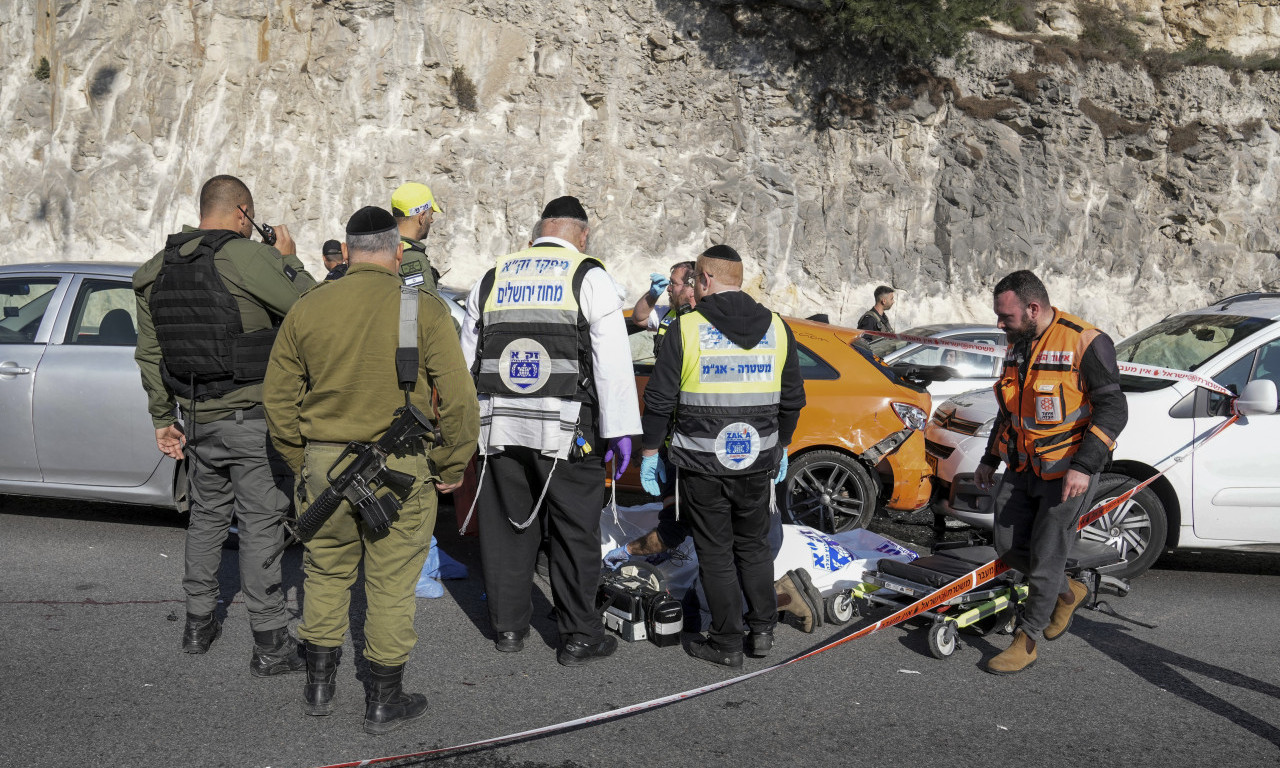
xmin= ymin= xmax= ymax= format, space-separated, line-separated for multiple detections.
xmin=620 ymin=315 xmax=933 ymax=532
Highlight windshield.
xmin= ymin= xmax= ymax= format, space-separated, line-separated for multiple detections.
xmin=1115 ymin=313 xmax=1270 ymax=390
xmin=850 ymin=342 xmax=927 ymax=393
xmin=864 ymin=323 xmax=951 ymax=358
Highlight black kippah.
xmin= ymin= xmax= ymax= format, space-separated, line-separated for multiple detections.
xmin=345 ymin=206 xmax=397 ymax=236
xmin=322 ymin=239 xmax=342 ymax=256
xmin=540 ymin=196 xmax=588 ymax=222
xmin=701 ymin=244 xmax=742 ymax=263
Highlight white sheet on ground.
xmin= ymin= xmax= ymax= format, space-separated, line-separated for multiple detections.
xmin=599 ymin=505 xmax=917 ymax=600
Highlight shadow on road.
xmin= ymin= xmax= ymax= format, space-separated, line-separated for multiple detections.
xmin=0 ymin=495 xmax=187 ymax=528
xmin=1075 ymin=614 xmax=1280 ymax=748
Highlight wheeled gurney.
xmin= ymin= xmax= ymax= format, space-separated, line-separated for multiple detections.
xmin=849 ymin=538 xmax=1131 ymax=659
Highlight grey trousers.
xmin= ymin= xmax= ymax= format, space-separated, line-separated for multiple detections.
xmin=182 ymin=413 xmax=293 ymax=631
xmin=991 ymin=469 xmax=1098 ymax=637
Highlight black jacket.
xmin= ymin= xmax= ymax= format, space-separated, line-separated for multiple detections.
xmin=641 ymin=290 xmax=806 ymax=451
xmin=857 ymin=309 xmax=892 ymax=333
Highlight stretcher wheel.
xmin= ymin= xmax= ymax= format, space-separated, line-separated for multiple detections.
xmin=928 ymin=622 xmax=958 ymax=659
xmin=824 ymin=592 xmax=854 ymax=625
xmin=997 ymin=612 xmax=1017 ymax=635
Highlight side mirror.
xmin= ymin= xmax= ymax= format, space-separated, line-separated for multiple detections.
xmin=1236 ymin=379 xmax=1278 ymax=415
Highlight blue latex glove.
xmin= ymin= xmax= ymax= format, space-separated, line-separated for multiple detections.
xmin=603 ymin=546 xmax=630 ymax=569
xmin=604 ymin=436 xmax=633 ymax=480
xmin=647 ymin=272 xmax=670 ymax=299
xmin=773 ymin=449 xmax=789 ymax=485
xmin=640 ymin=453 xmax=667 ymax=496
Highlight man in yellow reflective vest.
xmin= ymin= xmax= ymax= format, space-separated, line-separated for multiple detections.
xmin=975 ymin=270 xmax=1128 ymax=675
xmin=639 ymin=245 xmax=806 ymax=668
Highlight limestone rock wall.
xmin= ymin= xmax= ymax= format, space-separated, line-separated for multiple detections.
xmin=2 ymin=0 xmax=1278 ymax=336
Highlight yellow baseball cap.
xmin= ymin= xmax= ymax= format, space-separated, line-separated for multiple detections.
xmin=391 ymin=182 xmax=443 ymax=217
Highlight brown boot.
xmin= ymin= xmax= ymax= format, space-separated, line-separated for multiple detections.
xmin=1044 ymin=578 xmax=1089 ymax=641
xmin=775 ymin=569 xmax=821 ymax=633
xmin=986 ymin=630 xmax=1037 ymax=675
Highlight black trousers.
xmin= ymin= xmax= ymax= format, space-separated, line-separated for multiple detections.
xmin=681 ymin=470 xmax=778 ymax=652
xmin=477 ymin=446 xmax=606 ymax=645
xmin=992 ymin=469 xmax=1099 ymax=637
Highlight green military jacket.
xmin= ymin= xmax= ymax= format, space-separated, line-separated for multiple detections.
xmin=263 ymin=262 xmax=479 ymax=484
xmin=133 ymin=226 xmax=317 ymax=427
xmin=399 ymin=237 xmax=439 ymax=292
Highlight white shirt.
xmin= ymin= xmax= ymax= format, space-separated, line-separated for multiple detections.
xmin=461 ymin=239 xmax=643 ymax=456
xmin=646 ymin=304 xmax=672 ymax=333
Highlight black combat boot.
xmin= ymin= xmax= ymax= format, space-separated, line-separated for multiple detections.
xmin=303 ymin=644 xmax=342 ymax=716
xmin=182 ymin=612 xmax=221 ymax=654
xmin=363 ymin=662 xmax=428 ymax=735
xmin=249 ymin=627 xmax=306 ymax=677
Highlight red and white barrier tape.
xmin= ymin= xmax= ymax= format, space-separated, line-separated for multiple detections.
xmin=858 ymin=330 xmax=1234 ymax=396
xmin=859 ymin=329 xmax=1004 ymax=356
xmin=314 ymin=413 xmax=1241 ymax=768
xmin=313 ymin=342 xmax=1242 ymax=767
xmin=1113 ymin=362 xmax=1233 ymax=397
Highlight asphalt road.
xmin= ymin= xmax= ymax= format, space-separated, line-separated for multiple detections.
xmin=1 ymin=496 xmax=1278 ymax=768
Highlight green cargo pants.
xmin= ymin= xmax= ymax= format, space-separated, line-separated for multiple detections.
xmin=297 ymin=442 xmax=437 ymax=666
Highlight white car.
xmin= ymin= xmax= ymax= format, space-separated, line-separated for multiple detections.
xmin=926 ymin=293 xmax=1280 ymax=578
xmin=863 ymin=323 xmax=1006 ymax=415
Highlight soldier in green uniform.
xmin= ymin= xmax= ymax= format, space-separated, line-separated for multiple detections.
xmin=133 ymin=174 xmax=316 ymax=674
xmin=391 ymin=181 xmax=443 ymax=291
xmin=264 ymin=206 xmax=479 ymax=734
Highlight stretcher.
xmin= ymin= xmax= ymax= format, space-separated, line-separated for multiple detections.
xmin=848 ymin=538 xmax=1131 ymax=659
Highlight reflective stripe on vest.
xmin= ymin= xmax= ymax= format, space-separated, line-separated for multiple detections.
xmin=474 ymin=248 xmax=600 ymax=398
xmin=668 ymin=310 xmax=788 ymax=475
xmin=994 ymin=309 xmax=1103 ymax=480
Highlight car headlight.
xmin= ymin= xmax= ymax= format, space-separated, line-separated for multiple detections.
xmin=892 ymin=402 xmax=928 ymax=431
xmin=977 ymin=417 xmax=996 ymax=438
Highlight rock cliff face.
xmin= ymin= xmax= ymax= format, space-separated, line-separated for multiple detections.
xmin=3 ymin=0 xmax=1278 ymax=335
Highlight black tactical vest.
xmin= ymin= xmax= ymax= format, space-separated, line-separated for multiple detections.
xmin=148 ymin=230 xmax=279 ymax=401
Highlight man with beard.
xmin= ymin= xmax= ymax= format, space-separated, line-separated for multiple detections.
xmin=629 ymin=260 xmax=696 ymax=356
xmin=637 ymin=245 xmax=806 ymax=668
xmin=974 ymin=270 xmax=1127 ymax=675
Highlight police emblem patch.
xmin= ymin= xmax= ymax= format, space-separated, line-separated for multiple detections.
xmin=500 ymin=339 xmax=551 ymax=393
xmin=715 ymin=422 xmax=760 ymax=470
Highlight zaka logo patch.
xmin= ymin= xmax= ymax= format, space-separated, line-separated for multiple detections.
xmin=500 ymin=339 xmax=551 ymax=393
xmin=797 ymin=528 xmax=853 ymax=572
xmin=715 ymin=422 xmax=760 ymax=469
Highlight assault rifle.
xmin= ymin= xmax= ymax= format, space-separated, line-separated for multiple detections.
xmin=262 ymin=404 xmax=439 ymax=568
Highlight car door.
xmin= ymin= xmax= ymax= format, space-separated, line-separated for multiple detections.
xmin=31 ymin=275 xmax=167 ymax=487
xmin=1191 ymin=335 xmax=1280 ymax=542
xmin=0 ymin=274 xmax=68 ymax=481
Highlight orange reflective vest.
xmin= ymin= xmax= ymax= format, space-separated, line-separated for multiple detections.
xmin=994 ymin=309 xmax=1116 ymax=480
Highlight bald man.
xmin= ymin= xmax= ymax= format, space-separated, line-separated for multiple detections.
xmin=134 ymin=174 xmax=317 ymax=674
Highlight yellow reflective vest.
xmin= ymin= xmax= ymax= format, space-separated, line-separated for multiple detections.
xmin=668 ymin=310 xmax=789 ymax=475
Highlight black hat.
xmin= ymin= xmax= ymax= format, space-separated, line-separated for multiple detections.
xmin=345 ymin=206 xmax=398 ymax=236
xmin=322 ymin=239 xmax=342 ymax=256
xmin=700 ymin=244 xmax=742 ymax=263
xmin=540 ymin=196 xmax=588 ymax=222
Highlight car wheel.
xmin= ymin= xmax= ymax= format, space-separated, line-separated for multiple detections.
xmin=1078 ymin=472 xmax=1168 ymax=579
xmin=782 ymin=450 xmax=877 ymax=534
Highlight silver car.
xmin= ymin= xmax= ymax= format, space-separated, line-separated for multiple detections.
xmin=0 ymin=262 xmax=182 ymax=509
xmin=0 ymin=263 xmax=470 ymax=511
xmin=863 ymin=323 xmax=1006 ymax=415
